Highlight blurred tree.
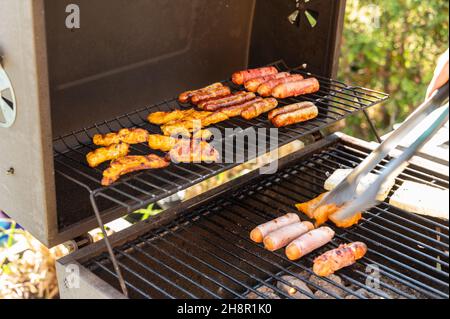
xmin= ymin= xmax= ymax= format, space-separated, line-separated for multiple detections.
xmin=338 ymin=0 xmax=449 ymax=140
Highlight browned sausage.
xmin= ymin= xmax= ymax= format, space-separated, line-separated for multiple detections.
xmin=285 ymin=227 xmax=335 ymax=261
xmin=272 ymin=78 xmax=320 ymax=99
xmin=178 ymin=83 xmax=224 ymax=103
xmin=244 ymin=72 xmax=290 ymax=92
xmin=271 ymin=103 xmax=319 ymax=127
xmin=241 ymin=98 xmax=278 ymax=120
xmin=257 ymin=74 xmax=304 ymax=97
xmin=263 ymin=221 xmax=315 ymax=251
xmin=198 ymin=92 xmax=256 ymax=111
xmin=250 ymin=213 xmax=300 ymax=243
xmin=268 ymin=102 xmax=314 ymax=121
xmin=232 ymin=67 xmax=278 ymax=85
xmin=220 ymin=97 xmax=263 ymax=118
xmin=313 ymin=242 xmax=368 ymax=277
xmin=191 ymin=86 xmax=232 ymax=105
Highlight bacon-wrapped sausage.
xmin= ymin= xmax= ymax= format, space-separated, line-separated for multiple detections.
xmin=313 ymin=242 xmax=368 ymax=277
xmin=271 ymin=78 xmax=320 ymax=99
xmin=257 ymin=74 xmax=304 ymax=97
xmin=232 ymin=67 xmax=278 ymax=85
xmin=244 ymin=72 xmax=290 ymax=92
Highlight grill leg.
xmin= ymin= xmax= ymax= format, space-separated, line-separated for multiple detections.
xmin=90 ymin=194 xmax=129 ymax=297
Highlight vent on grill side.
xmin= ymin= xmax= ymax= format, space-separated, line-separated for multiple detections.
xmin=82 ymin=137 xmax=449 ymax=299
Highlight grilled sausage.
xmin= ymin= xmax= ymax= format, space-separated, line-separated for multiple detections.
xmin=244 ymin=72 xmax=290 ymax=92
xmin=257 ymin=74 xmax=304 ymax=97
xmin=178 ymin=83 xmax=224 ymax=103
xmin=271 ymin=103 xmax=319 ymax=127
xmin=220 ymin=97 xmax=263 ymax=118
xmin=285 ymin=227 xmax=335 ymax=261
xmin=295 ymin=192 xmax=328 ymax=219
xmin=86 ymin=143 xmax=130 ymax=168
xmin=264 ymin=221 xmax=315 ymax=251
xmin=250 ymin=213 xmax=300 ymax=243
xmin=191 ymin=86 xmax=232 ymax=105
xmin=232 ymin=66 xmax=278 ymax=85
xmin=268 ymin=102 xmax=316 ymax=121
xmin=198 ymin=92 xmax=256 ymax=111
xmin=313 ymin=242 xmax=368 ymax=277
xmin=272 ymin=78 xmax=320 ymax=99
xmin=241 ymin=98 xmax=278 ymax=120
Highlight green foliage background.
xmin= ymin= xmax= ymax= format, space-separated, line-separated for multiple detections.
xmin=338 ymin=0 xmax=449 ymax=140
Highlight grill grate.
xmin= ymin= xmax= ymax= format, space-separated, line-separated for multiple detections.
xmin=53 ymin=61 xmax=388 ymax=230
xmin=83 ymin=137 xmax=449 ymax=299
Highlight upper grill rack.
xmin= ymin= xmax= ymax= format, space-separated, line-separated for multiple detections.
xmin=53 ymin=60 xmax=388 ymax=230
xmin=83 ymin=137 xmax=449 ymax=299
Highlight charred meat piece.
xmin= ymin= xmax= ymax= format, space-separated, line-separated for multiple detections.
xmin=86 ymin=143 xmax=129 ymax=168
xmin=313 ymin=242 xmax=368 ymax=277
xmin=93 ymin=128 xmax=149 ymax=146
xmin=101 ymin=154 xmax=170 ymax=186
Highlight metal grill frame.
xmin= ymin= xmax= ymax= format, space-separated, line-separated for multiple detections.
xmin=52 ymin=60 xmax=389 ymax=238
xmin=57 ymin=133 xmax=449 ymax=299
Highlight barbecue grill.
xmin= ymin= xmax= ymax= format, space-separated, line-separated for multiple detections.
xmin=0 ymin=0 xmax=448 ymax=299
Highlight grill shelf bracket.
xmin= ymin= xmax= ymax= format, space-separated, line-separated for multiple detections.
xmin=53 ymin=61 xmax=389 ymax=296
xmin=58 ymin=134 xmax=449 ymax=299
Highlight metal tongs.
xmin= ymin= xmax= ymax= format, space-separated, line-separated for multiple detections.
xmin=316 ymin=82 xmax=449 ymax=222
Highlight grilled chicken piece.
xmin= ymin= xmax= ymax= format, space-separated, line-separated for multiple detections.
xmin=101 ymin=154 xmax=170 ymax=186
xmin=192 ymin=129 xmax=213 ymax=140
xmin=93 ymin=128 xmax=149 ymax=146
xmin=296 ymin=192 xmax=362 ymax=228
xmin=86 ymin=143 xmax=130 ymax=168
xmin=148 ymin=109 xmax=195 ymax=125
xmin=161 ymin=112 xmax=228 ymax=136
xmin=148 ymin=135 xmax=180 ymax=152
xmin=169 ymin=140 xmax=219 ymax=163
xmin=313 ymin=242 xmax=368 ymax=277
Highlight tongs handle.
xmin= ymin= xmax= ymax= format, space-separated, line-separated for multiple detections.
xmin=345 ymin=82 xmax=449 ymax=187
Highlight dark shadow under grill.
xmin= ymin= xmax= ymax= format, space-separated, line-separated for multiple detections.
xmin=52 ymin=60 xmax=388 ymax=232
xmin=83 ymin=138 xmax=449 ymax=299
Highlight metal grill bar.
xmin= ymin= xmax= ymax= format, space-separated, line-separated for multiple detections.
xmin=53 ymin=60 xmax=389 ymax=231
xmin=83 ymin=138 xmax=449 ymax=299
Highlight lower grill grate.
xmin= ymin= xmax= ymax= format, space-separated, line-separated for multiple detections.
xmin=83 ymin=138 xmax=449 ymax=299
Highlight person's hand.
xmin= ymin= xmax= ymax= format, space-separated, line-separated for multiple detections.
xmin=426 ymin=48 xmax=449 ymax=100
